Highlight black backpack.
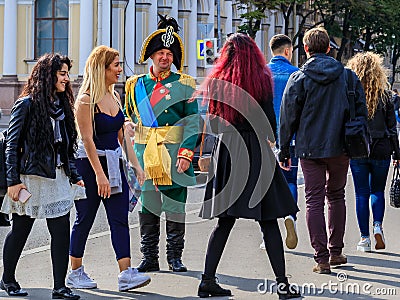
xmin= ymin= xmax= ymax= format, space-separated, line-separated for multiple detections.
xmin=344 ymin=69 xmax=371 ymax=159
xmin=0 ymin=130 xmax=11 ymax=226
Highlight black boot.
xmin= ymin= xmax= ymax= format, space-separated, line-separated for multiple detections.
xmin=166 ymin=213 xmax=187 ymax=272
xmin=198 ymin=274 xmax=232 ymax=298
xmin=276 ymin=277 xmax=301 ymax=299
xmin=136 ymin=212 xmax=160 ymax=272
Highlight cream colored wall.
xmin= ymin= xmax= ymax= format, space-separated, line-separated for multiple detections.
xmin=69 ymin=3 xmax=81 ymax=78
xmin=17 ymin=5 xmax=33 ymax=79
xmin=0 ymin=5 xmax=4 ymax=75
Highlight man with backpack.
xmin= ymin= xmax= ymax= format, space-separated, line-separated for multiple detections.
xmin=279 ymin=27 xmax=367 ymax=274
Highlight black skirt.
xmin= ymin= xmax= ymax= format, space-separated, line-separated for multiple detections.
xmin=199 ymin=129 xmax=299 ymax=221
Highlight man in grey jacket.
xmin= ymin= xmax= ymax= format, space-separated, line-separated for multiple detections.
xmin=279 ymin=27 xmax=367 ymax=274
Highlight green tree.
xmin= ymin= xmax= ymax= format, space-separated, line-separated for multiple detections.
xmin=234 ymin=0 xmax=308 ymax=39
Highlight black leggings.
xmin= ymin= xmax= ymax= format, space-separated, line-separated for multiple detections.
xmin=2 ymin=213 xmax=70 ymax=289
xmin=204 ymin=217 xmax=286 ymax=281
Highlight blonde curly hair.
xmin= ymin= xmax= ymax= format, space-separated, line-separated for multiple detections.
xmin=346 ymin=52 xmax=389 ymax=119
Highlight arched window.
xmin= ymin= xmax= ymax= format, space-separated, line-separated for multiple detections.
xmin=35 ymin=0 xmax=68 ymax=58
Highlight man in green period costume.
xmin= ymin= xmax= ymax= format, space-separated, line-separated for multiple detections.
xmin=124 ymin=15 xmax=198 ymax=273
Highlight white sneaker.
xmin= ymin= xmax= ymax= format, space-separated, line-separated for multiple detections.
xmin=66 ymin=265 xmax=97 ymax=289
xmin=357 ymin=237 xmax=371 ymax=252
xmin=259 ymin=241 xmax=266 ymax=250
xmin=284 ymin=216 xmax=298 ymax=249
xmin=118 ymin=267 xmax=151 ymax=291
xmin=373 ymin=224 xmax=386 ymax=250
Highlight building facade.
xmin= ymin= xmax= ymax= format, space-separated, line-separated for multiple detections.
xmin=0 ymin=0 xmax=295 ymax=114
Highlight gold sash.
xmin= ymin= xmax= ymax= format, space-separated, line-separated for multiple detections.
xmin=136 ymin=126 xmax=183 ymax=185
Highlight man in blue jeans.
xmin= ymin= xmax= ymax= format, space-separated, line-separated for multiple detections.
xmin=261 ymin=34 xmax=299 ymax=250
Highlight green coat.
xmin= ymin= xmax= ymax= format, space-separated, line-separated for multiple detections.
xmin=124 ymin=71 xmax=199 ymax=191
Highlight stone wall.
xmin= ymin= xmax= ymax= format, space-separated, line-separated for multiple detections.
xmin=0 ymin=78 xmax=126 ymax=116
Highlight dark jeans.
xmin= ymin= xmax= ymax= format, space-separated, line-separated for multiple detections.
xmin=300 ymin=155 xmax=349 ymax=263
xmin=282 ymin=146 xmax=298 ymax=220
xmin=350 ymin=158 xmax=390 ymax=238
xmin=70 ymin=158 xmax=130 ymax=260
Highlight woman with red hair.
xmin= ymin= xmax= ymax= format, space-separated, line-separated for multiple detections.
xmin=197 ymin=33 xmax=300 ymax=299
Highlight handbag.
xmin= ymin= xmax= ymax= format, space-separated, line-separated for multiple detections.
xmin=390 ymin=166 xmax=400 ymax=208
xmin=198 ymin=92 xmax=216 ymax=174
xmin=344 ymin=69 xmax=370 ymax=159
xmin=198 ymin=114 xmax=211 ymax=172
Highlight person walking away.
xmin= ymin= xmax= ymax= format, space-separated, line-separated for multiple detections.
xmin=68 ymin=45 xmax=150 ymax=292
xmin=279 ymin=27 xmax=368 ymax=274
xmin=262 ymin=34 xmax=299 ymax=250
xmin=391 ymin=89 xmax=400 ymax=138
xmin=346 ymin=52 xmax=400 ymax=252
xmin=0 ymin=54 xmax=83 ymax=299
xmin=124 ymin=15 xmax=199 ymax=273
xmin=197 ymin=33 xmax=300 ymax=299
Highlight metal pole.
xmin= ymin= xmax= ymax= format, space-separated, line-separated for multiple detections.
xmin=217 ymin=0 xmax=221 ymax=49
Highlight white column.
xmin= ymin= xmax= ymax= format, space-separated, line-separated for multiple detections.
xmin=267 ymin=13 xmax=275 ymax=60
xmin=149 ymin=0 xmax=157 ymax=34
xmin=170 ymin=0 xmax=178 ymax=21
xmin=111 ymin=3 xmax=122 ymax=51
xmin=125 ymin=0 xmax=135 ymax=76
xmin=224 ymin=0 xmax=232 ymax=35
xmin=207 ymin=0 xmax=215 ymax=38
xmin=79 ymin=0 xmax=93 ymax=75
xmin=255 ymin=30 xmax=262 ymax=50
xmin=187 ymin=0 xmax=197 ymax=77
xmin=97 ymin=0 xmax=102 ymax=46
xmin=101 ymin=0 xmax=111 ymax=46
xmin=3 ymin=0 xmax=17 ymax=76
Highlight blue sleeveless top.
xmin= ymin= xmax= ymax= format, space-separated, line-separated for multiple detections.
xmin=93 ymin=105 xmax=124 ymax=151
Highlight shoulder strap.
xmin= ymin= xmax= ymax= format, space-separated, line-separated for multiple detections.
xmin=199 ymin=90 xmax=211 ymax=157
xmin=346 ymin=68 xmax=356 ymax=119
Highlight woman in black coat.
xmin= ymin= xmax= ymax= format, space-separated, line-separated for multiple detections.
xmin=197 ymin=33 xmax=300 ymax=299
xmin=0 ymin=54 xmax=84 ymax=299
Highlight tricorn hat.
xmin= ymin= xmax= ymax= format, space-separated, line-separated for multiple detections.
xmin=139 ymin=14 xmax=184 ymax=72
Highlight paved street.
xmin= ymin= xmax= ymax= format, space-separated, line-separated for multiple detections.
xmin=0 ymin=171 xmax=399 ymax=299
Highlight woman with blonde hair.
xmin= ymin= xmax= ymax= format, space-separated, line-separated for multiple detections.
xmin=347 ymin=52 xmax=400 ymax=252
xmin=68 ymin=45 xmax=150 ymax=291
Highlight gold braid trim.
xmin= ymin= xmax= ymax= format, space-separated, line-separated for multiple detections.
xmin=178 ymin=73 xmax=196 ymax=89
xmin=139 ymin=29 xmax=165 ymax=64
xmin=125 ymin=74 xmax=146 ymax=126
xmin=175 ymin=32 xmax=184 ymax=73
xmin=139 ymin=29 xmax=184 ymax=73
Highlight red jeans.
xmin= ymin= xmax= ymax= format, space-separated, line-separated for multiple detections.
xmin=300 ymin=155 xmax=349 ymax=264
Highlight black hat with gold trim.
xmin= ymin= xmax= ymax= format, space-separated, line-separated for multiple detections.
xmin=139 ymin=14 xmax=184 ymax=72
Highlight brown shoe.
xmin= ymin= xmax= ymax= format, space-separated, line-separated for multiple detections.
xmin=329 ymin=254 xmax=347 ymax=266
xmin=312 ymin=262 xmax=331 ymax=274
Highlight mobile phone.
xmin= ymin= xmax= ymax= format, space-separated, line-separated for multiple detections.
xmin=18 ymin=188 xmax=32 ymax=204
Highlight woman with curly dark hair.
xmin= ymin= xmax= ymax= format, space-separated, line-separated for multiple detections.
xmin=0 ymin=53 xmax=84 ymax=299
xmin=197 ymin=33 xmax=300 ymax=299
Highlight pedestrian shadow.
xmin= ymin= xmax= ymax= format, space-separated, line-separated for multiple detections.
xmin=289 ymin=250 xmax=400 ymax=271
xmin=332 ymin=265 xmax=400 ymax=288
xmin=169 ymin=270 xmax=275 ymax=294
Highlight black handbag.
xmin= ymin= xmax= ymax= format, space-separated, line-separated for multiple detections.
xmin=344 ymin=69 xmax=370 ymax=159
xmin=390 ymin=166 xmax=400 ymax=208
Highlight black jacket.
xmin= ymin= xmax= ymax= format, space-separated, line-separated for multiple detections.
xmin=279 ymin=54 xmax=368 ymax=159
xmin=368 ymin=93 xmax=400 ymax=160
xmin=6 ymin=96 xmax=81 ymax=187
